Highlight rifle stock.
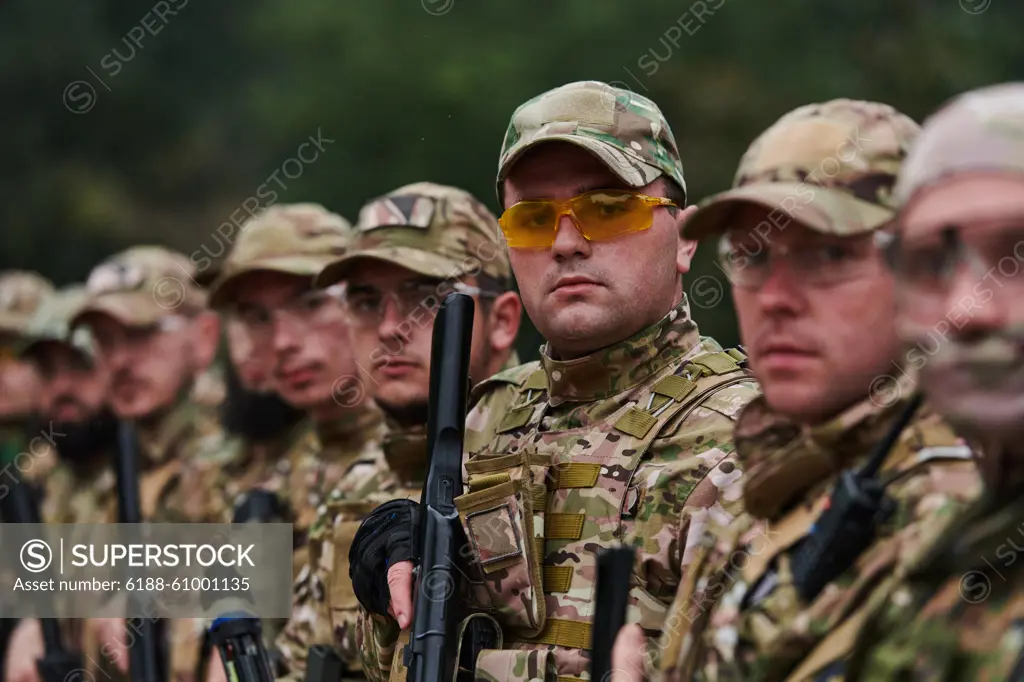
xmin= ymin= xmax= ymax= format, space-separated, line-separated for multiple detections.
xmin=115 ymin=420 xmax=167 ymax=682
xmin=404 ymin=292 xmax=475 ymax=682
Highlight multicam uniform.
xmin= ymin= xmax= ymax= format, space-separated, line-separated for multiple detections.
xmin=277 ymin=181 xmax=527 ymax=680
xmin=651 ymin=99 xmax=986 ymax=681
xmin=70 ymin=246 xmax=240 ymax=682
xmin=276 ymin=421 xmax=425 ymax=680
xmin=842 ymin=83 xmax=1024 ymax=682
xmin=360 ymin=301 xmax=759 ymax=682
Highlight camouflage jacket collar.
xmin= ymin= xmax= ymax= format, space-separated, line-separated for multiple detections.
xmin=381 ymin=418 xmax=427 ymax=486
xmin=739 ymin=373 xmax=919 ymax=519
xmin=314 ymin=402 xmax=383 ymax=455
xmin=537 ymin=297 xmax=701 ymax=405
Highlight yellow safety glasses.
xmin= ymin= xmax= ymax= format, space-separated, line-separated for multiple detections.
xmin=498 ymin=190 xmax=678 ymax=249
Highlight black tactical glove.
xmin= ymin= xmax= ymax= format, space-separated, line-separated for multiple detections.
xmin=349 ymin=499 xmax=418 ymax=616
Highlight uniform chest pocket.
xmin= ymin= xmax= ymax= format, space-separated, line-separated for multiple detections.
xmin=456 ymin=452 xmax=551 ymax=636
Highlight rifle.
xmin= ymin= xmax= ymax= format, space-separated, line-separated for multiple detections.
xmin=114 ymin=420 xmax=168 ymax=682
xmin=0 ymin=465 xmax=82 ymax=682
xmin=787 ymin=392 xmax=924 ymax=602
xmin=589 ymin=546 xmax=636 ymax=682
xmin=403 ymin=292 xmax=485 ymax=682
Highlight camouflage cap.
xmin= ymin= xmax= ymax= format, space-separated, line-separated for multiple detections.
xmin=496 ymin=80 xmax=686 ymax=206
xmin=895 ymin=82 xmax=1024 ymax=206
xmin=315 ymin=182 xmax=512 ymax=289
xmin=207 ymin=203 xmax=354 ymax=309
xmin=74 ymin=246 xmax=206 ymax=329
xmin=20 ymin=285 xmax=95 ymax=361
xmin=0 ymin=271 xmax=55 ymax=339
xmin=683 ymin=98 xmax=920 ymax=241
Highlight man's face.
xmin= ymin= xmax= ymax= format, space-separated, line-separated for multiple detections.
xmin=31 ymin=343 xmax=109 ymax=425
xmin=228 ymin=270 xmax=355 ymax=416
xmin=728 ymin=204 xmax=898 ymax=423
xmin=0 ymin=340 xmax=42 ymax=420
xmin=502 ymin=143 xmax=692 ymax=359
xmin=224 ymin=315 xmax=274 ymax=392
xmin=85 ymin=313 xmax=203 ymax=420
xmin=895 ymin=174 xmax=1024 ymax=440
xmin=343 ymin=261 xmax=496 ymax=416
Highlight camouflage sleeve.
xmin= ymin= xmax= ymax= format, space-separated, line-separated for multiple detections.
xmin=274 ymin=528 xmax=334 ymax=680
xmin=355 ymin=606 xmax=402 ymax=682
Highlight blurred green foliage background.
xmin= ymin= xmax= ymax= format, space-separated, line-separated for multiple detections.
xmin=2 ymin=0 xmax=1022 ymax=360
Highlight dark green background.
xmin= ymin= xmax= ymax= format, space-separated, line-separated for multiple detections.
xmin=2 ymin=0 xmax=1021 ymax=360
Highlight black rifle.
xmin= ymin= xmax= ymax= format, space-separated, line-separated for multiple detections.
xmin=0 ymin=466 xmax=83 ymax=682
xmin=404 ymin=292 xmax=481 ymax=682
xmin=114 ymin=420 xmax=168 ymax=682
xmin=589 ymin=546 xmax=637 ymax=682
xmin=788 ymin=392 xmax=924 ymax=602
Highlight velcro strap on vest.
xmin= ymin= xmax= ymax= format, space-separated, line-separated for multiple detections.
xmin=726 ymin=347 xmax=747 ymax=363
xmin=614 ymin=409 xmax=658 ymax=439
xmin=468 ymin=472 xmax=511 ymax=491
xmin=689 ymin=351 xmax=740 ymax=375
xmin=515 ymin=618 xmax=592 ymax=650
xmin=546 ymin=513 xmax=585 ymax=540
xmin=549 ymin=463 xmax=601 ymax=488
xmin=558 ymin=678 xmax=584 ymax=682
xmin=531 ymin=484 xmax=548 ymax=511
xmin=652 ymin=374 xmax=698 ymax=401
xmin=498 ymin=406 xmax=534 ymax=433
xmin=543 ymin=566 xmax=573 ymax=593
xmin=524 ymin=370 xmax=548 ymax=391
xmin=534 ymin=537 xmax=546 ymax=561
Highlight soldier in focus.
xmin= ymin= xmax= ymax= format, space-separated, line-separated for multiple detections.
xmin=3 ymin=285 xmax=120 ymax=682
xmin=68 ymin=246 xmax=231 ymax=682
xmin=844 ymin=83 xmax=1024 ymax=681
xmin=612 ymin=100 xmax=984 ymax=682
xmin=351 ymin=81 xmax=760 ymax=682
xmin=0 ymin=270 xmax=56 ymax=482
xmin=272 ymin=182 xmax=523 ymax=679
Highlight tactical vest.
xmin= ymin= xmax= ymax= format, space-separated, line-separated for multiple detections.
xmin=452 ymin=347 xmax=752 ymax=682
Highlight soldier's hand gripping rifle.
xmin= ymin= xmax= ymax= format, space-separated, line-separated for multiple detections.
xmin=403 ymin=292 xmax=476 ymax=682
xmin=0 ymin=465 xmax=82 ymax=682
xmin=115 ymin=420 xmax=168 ymax=682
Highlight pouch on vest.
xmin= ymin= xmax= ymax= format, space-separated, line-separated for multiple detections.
xmin=328 ymin=499 xmax=382 ymax=613
xmin=473 ymin=649 xmax=557 ymax=682
xmin=455 ymin=451 xmax=550 ymax=635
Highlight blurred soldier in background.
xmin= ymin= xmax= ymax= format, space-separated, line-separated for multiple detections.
xmin=271 ymin=182 xmax=523 ymax=679
xmin=614 ymin=100 xmax=983 ymax=681
xmin=4 ymin=285 xmax=118 ymax=682
xmin=68 ymin=246 xmax=230 ymax=682
xmin=352 ymin=81 xmax=759 ymax=682
xmin=0 ymin=270 xmax=56 ymax=482
xmin=847 ymin=83 xmax=1024 ymax=681
xmin=201 ymin=203 xmax=388 ymax=681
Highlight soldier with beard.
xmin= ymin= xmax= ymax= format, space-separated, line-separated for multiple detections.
xmin=68 ymin=246 xmax=232 ymax=682
xmin=0 ymin=270 xmax=56 ymax=483
xmin=270 ymin=182 xmax=524 ymax=680
xmin=3 ymin=285 xmax=119 ymax=682
xmin=846 ymin=83 xmax=1024 ymax=681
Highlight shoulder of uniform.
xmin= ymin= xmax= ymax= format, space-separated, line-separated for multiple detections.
xmin=656 ymin=376 xmax=761 ymax=441
xmin=470 ymin=360 xmax=541 ymax=405
xmin=189 ymin=430 xmax=242 ymax=466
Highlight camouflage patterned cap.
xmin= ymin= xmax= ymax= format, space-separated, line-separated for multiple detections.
xmin=207 ymin=203 xmax=354 ymax=309
xmin=496 ymin=80 xmax=686 ymax=206
xmin=20 ymin=285 xmax=95 ymax=361
xmin=0 ymin=270 xmax=55 ymax=339
xmin=315 ymin=182 xmax=512 ymax=289
xmin=683 ymin=98 xmax=920 ymax=241
xmin=895 ymin=82 xmax=1024 ymax=206
xmin=74 ymin=246 xmax=206 ymax=328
